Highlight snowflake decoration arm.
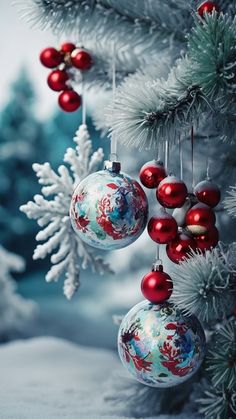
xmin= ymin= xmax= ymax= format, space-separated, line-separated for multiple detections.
xmin=20 ymin=124 xmax=113 ymax=299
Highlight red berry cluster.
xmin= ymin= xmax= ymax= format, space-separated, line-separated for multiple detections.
xmin=39 ymin=42 xmax=92 ymax=112
xmin=139 ymin=161 xmax=221 ymax=265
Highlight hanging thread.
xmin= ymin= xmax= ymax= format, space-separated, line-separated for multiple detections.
xmin=110 ymin=42 xmax=118 ymax=162
xmin=81 ymin=73 xmax=87 ymax=125
xmin=206 ymin=135 xmax=210 ymax=179
xmin=190 ymin=125 xmax=194 ymax=190
xmin=165 ymin=139 xmax=169 ymax=173
xmin=179 ymin=134 xmax=183 ymax=180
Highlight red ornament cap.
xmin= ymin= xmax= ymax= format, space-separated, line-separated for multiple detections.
xmin=141 ymin=265 xmax=173 ymax=304
xmin=156 ymin=175 xmax=188 ymax=209
xmin=58 ymin=90 xmax=82 ymax=112
xmin=194 ymin=179 xmax=221 ymax=208
xmin=195 ymin=225 xmax=219 ymax=251
xmin=197 ymin=1 xmax=219 ymax=18
xmin=47 ymin=69 xmax=69 ymax=91
xmin=185 ymin=203 xmax=216 ymax=235
xmin=39 ymin=47 xmax=63 ymax=68
xmin=166 ymin=232 xmax=197 ymax=264
xmin=71 ymin=49 xmax=92 ymax=70
xmin=139 ymin=160 xmax=167 ymax=189
xmin=148 ymin=210 xmax=178 ymax=244
xmin=60 ymin=42 xmax=76 ymax=53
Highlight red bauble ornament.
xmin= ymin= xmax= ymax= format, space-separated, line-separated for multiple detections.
xmin=139 ymin=160 xmax=166 ymax=189
xmin=195 ymin=226 xmax=219 ymax=251
xmin=185 ymin=203 xmax=216 ymax=235
xmin=39 ymin=47 xmax=63 ymax=68
xmin=60 ymin=42 xmax=76 ymax=53
xmin=71 ymin=49 xmax=92 ymax=70
xmin=194 ymin=179 xmax=221 ymax=208
xmin=156 ymin=175 xmax=188 ymax=209
xmin=58 ymin=90 xmax=82 ymax=112
xmin=197 ymin=1 xmax=219 ymax=18
xmin=47 ymin=70 xmax=69 ymax=91
xmin=141 ymin=265 xmax=173 ymax=304
xmin=148 ymin=210 xmax=178 ymax=244
xmin=166 ymin=232 xmax=197 ymax=264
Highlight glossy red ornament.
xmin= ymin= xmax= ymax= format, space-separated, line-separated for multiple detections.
xmin=71 ymin=49 xmax=92 ymax=70
xmin=195 ymin=226 xmax=219 ymax=251
xmin=58 ymin=90 xmax=82 ymax=112
xmin=197 ymin=1 xmax=219 ymax=18
xmin=47 ymin=70 xmax=69 ymax=91
xmin=141 ymin=265 xmax=173 ymax=304
xmin=166 ymin=232 xmax=197 ymax=264
xmin=156 ymin=175 xmax=188 ymax=209
xmin=139 ymin=160 xmax=166 ymax=189
xmin=39 ymin=47 xmax=63 ymax=68
xmin=60 ymin=42 xmax=76 ymax=53
xmin=194 ymin=179 xmax=221 ymax=208
xmin=148 ymin=210 xmax=178 ymax=244
xmin=185 ymin=203 xmax=216 ymax=235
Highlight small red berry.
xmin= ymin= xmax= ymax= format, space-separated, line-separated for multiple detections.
xmin=58 ymin=90 xmax=82 ymax=112
xmin=47 ymin=69 xmax=69 ymax=91
xmin=60 ymin=42 xmax=76 ymax=53
xmin=40 ymin=47 xmax=63 ymax=68
xmin=71 ymin=49 xmax=92 ymax=70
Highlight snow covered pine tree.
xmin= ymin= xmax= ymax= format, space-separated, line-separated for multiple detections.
xmin=21 ymin=1 xmax=236 ymax=418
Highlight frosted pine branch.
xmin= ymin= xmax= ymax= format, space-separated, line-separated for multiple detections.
xmin=224 ymin=186 xmax=236 ymax=218
xmin=171 ymin=244 xmax=236 ymax=323
xmin=20 ymin=124 xmax=112 ymax=299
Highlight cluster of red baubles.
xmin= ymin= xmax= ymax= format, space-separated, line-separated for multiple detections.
xmin=139 ymin=160 xmax=221 ymax=265
xmin=39 ymin=42 xmax=92 ymax=112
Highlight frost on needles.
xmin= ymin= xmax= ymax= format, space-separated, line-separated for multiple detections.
xmin=20 ymin=125 xmax=112 ymax=299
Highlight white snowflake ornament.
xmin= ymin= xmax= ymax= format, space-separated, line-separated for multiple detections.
xmin=20 ymin=124 xmax=113 ymax=299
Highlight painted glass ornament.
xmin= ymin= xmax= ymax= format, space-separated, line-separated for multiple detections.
xmin=139 ymin=160 xmax=166 ymax=189
xmin=148 ymin=209 xmax=178 ymax=244
xmin=141 ymin=265 xmax=173 ymax=304
xmin=185 ymin=203 xmax=216 ymax=236
xmin=166 ymin=232 xmax=197 ymax=264
xmin=156 ymin=176 xmax=188 ymax=209
xmin=194 ymin=179 xmax=221 ymax=208
xmin=118 ymin=301 xmax=206 ymax=387
xmin=70 ymin=165 xmax=148 ymax=250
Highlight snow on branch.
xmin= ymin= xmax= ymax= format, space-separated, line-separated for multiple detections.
xmin=171 ymin=243 xmax=236 ymax=323
xmin=20 ymin=124 xmax=113 ymax=299
xmin=109 ymin=13 xmax=236 ymax=149
xmin=224 ymin=186 xmax=236 ymax=218
xmin=20 ymin=0 xmax=192 ymax=88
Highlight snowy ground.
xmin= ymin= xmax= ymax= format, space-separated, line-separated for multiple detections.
xmin=0 ymin=337 xmax=201 ymax=419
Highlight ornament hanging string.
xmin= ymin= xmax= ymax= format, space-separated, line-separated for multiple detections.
xmin=179 ymin=134 xmax=183 ymax=180
xmin=110 ymin=43 xmax=118 ymax=162
xmin=81 ymin=73 xmax=87 ymax=125
xmin=165 ymin=138 xmax=169 ymax=173
xmin=206 ymin=135 xmax=210 ymax=179
xmin=191 ymin=125 xmax=194 ymax=190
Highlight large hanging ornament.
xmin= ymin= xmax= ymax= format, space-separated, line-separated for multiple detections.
xmin=156 ymin=176 xmax=188 ymax=209
xmin=194 ymin=179 xmax=221 ymax=208
xmin=148 ymin=209 xmax=178 ymax=244
xmin=197 ymin=1 xmax=219 ymax=18
xmin=118 ymin=301 xmax=206 ymax=387
xmin=141 ymin=264 xmax=173 ymax=304
xmin=139 ymin=160 xmax=166 ymax=189
xmin=70 ymin=161 xmax=148 ymax=250
xmin=166 ymin=232 xmax=197 ymax=264
xmin=185 ymin=203 xmax=216 ymax=236
xmin=195 ymin=226 xmax=219 ymax=251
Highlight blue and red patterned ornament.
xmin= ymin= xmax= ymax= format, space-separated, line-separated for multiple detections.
xmin=118 ymin=300 xmax=206 ymax=387
xmin=70 ymin=161 xmax=148 ymax=250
